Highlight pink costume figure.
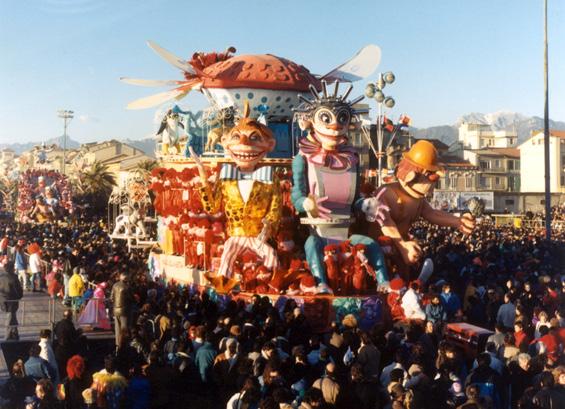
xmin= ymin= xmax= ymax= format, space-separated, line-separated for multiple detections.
xmin=78 ymin=282 xmax=111 ymax=330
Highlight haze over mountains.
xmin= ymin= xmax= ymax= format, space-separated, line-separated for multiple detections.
xmin=2 ymin=111 xmax=565 ymax=156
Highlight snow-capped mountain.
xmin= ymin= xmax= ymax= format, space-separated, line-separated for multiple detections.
xmin=414 ymin=111 xmax=565 ymax=147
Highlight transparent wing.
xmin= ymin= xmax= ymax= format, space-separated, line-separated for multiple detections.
xmin=120 ymin=77 xmax=183 ymax=87
xmin=147 ymin=40 xmax=196 ymax=74
xmin=322 ymin=44 xmax=381 ymax=82
xmin=127 ymin=89 xmax=188 ymax=110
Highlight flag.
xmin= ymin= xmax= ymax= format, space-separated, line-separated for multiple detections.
xmin=382 ymin=116 xmax=394 ymax=132
xmin=399 ymin=114 xmax=412 ymax=126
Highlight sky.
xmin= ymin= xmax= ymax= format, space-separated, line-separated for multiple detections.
xmin=0 ymin=0 xmax=564 ymax=144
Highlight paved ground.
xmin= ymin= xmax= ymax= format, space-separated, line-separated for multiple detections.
xmin=0 ymin=291 xmax=113 ymax=378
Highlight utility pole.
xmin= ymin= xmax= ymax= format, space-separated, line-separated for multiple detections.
xmin=57 ymin=110 xmax=74 ymax=175
xmin=543 ymin=0 xmax=551 ymax=240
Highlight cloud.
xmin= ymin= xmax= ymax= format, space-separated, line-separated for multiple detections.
xmin=78 ymin=115 xmax=100 ymax=123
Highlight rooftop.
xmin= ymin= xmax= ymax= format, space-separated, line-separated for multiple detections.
xmin=469 ymin=148 xmax=520 ymax=158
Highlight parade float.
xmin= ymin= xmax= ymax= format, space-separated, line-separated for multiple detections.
xmin=123 ymin=42 xmax=475 ymax=331
xmin=16 ymin=169 xmax=74 ymax=223
xmin=108 ymin=170 xmax=158 ymax=251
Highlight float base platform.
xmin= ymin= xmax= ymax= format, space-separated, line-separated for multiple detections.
xmin=159 ymin=254 xmax=387 ymax=332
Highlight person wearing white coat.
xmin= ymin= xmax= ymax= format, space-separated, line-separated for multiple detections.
xmin=401 ymin=282 xmax=426 ymax=320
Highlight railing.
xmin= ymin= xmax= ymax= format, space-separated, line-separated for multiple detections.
xmin=1 ymin=298 xmax=57 ymax=339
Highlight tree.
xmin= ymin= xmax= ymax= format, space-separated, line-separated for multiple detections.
xmin=76 ymin=161 xmax=116 ymax=196
xmin=132 ymin=159 xmax=158 ymax=181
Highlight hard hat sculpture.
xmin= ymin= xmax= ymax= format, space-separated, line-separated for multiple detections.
xmin=363 ymin=140 xmax=476 ymax=280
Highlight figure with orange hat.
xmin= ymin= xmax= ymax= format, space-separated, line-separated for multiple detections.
xmin=191 ymin=101 xmax=281 ymax=292
xmin=363 ymin=140 xmax=476 ymax=279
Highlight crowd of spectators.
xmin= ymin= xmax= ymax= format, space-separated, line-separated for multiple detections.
xmin=0 ymin=211 xmax=564 ymax=408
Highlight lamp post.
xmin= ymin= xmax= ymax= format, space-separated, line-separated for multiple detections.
xmin=365 ymin=72 xmax=396 ymax=186
xmin=57 ymin=110 xmax=74 ymax=175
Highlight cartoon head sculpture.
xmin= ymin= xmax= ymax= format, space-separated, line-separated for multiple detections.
xmin=295 ymin=80 xmax=367 ymax=151
xmin=396 ymin=140 xmax=442 ymax=199
xmin=221 ymin=101 xmax=276 ymax=172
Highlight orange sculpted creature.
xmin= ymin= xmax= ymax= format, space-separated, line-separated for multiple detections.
xmin=363 ymin=140 xmax=475 ymax=279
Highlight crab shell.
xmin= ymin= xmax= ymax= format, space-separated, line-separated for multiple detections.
xmin=197 ymin=54 xmax=321 ymax=120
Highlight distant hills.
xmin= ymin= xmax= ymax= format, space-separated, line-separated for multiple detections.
xmin=413 ymin=111 xmax=565 ymax=147
xmin=3 ymin=111 xmax=565 ymax=155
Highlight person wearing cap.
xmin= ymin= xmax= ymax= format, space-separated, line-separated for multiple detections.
xmin=364 ymin=140 xmax=475 ymax=280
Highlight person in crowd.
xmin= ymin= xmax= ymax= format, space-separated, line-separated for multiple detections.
xmin=53 ymin=310 xmax=81 ymax=375
xmin=28 ymin=243 xmax=43 ymax=293
xmin=38 ymin=329 xmax=59 ymax=385
xmin=496 ymin=293 xmax=516 ymax=330
xmin=88 ymin=355 xmax=127 ymax=409
xmin=24 ymin=344 xmax=54 ymax=383
xmin=25 ymin=378 xmax=61 ymax=409
xmin=60 ymin=354 xmax=90 ymax=409
xmin=13 ymin=244 xmax=29 ymax=291
xmin=440 ymin=284 xmax=462 ymax=321
xmin=67 ymin=266 xmax=85 ymax=314
xmin=0 ymin=261 xmax=23 ymax=340
xmin=0 ymin=359 xmax=35 ymax=409
xmin=110 ymin=271 xmax=132 ymax=348
xmin=312 ymin=362 xmax=340 ymax=407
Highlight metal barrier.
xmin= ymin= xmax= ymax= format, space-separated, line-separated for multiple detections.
xmin=1 ymin=298 xmax=57 ymax=338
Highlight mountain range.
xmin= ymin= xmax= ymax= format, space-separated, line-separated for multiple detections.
xmin=2 ymin=111 xmax=565 ymax=155
xmin=412 ymin=111 xmax=565 ymax=147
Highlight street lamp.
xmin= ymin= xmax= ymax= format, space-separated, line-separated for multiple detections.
xmin=57 ymin=110 xmax=74 ymax=175
xmin=365 ymin=72 xmax=396 ymax=186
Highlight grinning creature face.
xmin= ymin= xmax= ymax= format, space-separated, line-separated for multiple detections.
xmin=310 ymin=103 xmax=352 ymax=151
xmin=396 ymin=158 xmax=441 ymax=199
xmin=296 ymin=80 xmax=366 ymax=152
xmin=220 ymin=102 xmax=275 ymax=172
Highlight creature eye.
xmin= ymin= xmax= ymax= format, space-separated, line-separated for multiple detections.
xmin=317 ymin=110 xmax=333 ymax=124
xmin=249 ymin=132 xmax=261 ymax=142
xmin=231 ymin=133 xmax=241 ymax=141
xmin=337 ymin=110 xmax=350 ymax=125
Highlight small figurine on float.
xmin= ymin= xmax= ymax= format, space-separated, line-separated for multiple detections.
xmin=205 ymin=107 xmax=236 ymax=152
xmin=191 ymin=101 xmax=281 ymax=292
xmin=364 ymin=140 xmax=475 ymax=280
xmin=291 ymin=81 xmax=388 ymax=294
xmin=156 ymin=106 xmax=187 ymax=155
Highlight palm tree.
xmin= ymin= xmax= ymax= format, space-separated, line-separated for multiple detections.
xmin=133 ymin=159 xmax=158 ymax=181
xmin=77 ymin=161 xmax=116 ymax=196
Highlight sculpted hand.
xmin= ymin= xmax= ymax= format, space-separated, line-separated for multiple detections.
xmin=458 ymin=213 xmax=475 ymax=235
xmin=257 ymin=218 xmax=271 ymax=244
xmin=303 ymin=195 xmax=332 ymax=220
xmin=361 ymin=188 xmax=389 ymax=224
xmin=398 ymin=240 xmax=422 ymax=264
xmin=189 ymin=147 xmax=207 ymax=182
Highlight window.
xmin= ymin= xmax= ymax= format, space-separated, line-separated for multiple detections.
xmin=479 ymin=176 xmax=489 ymax=188
xmin=495 ymin=177 xmax=501 ymax=186
xmin=465 ymin=177 xmax=472 ymax=189
xmin=540 ymin=200 xmax=545 ymax=205
xmin=495 ymin=159 xmax=501 ymax=168
xmin=480 ymin=161 xmax=490 ymax=170
xmin=505 ymin=199 xmax=515 ymax=205
xmin=508 ymin=160 xmax=514 ymax=170
xmin=561 ymin=175 xmax=565 ymax=186
xmin=450 ymin=176 xmax=458 ymax=189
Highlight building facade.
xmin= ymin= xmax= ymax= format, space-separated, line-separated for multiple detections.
xmin=518 ymin=130 xmax=565 ymax=193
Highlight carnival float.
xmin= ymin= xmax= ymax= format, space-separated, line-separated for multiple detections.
xmin=16 ymin=169 xmax=74 ymax=223
xmin=122 ymin=42 xmax=476 ymax=331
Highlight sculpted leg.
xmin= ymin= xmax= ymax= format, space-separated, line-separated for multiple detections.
xmin=349 ymin=234 xmax=389 ymax=286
